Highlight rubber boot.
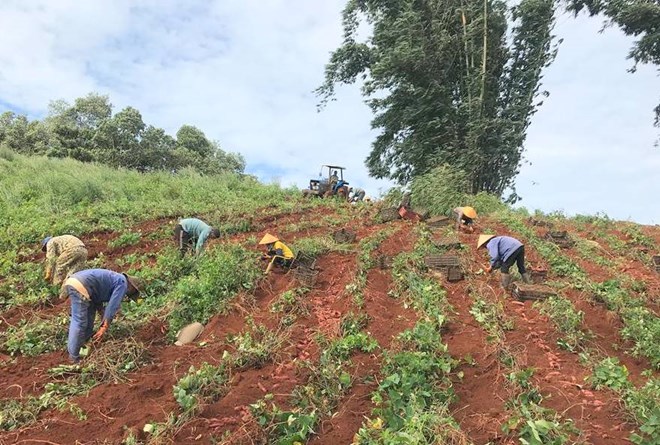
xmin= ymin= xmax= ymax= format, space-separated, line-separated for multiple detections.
xmin=521 ymin=272 xmax=532 ymax=284
xmin=501 ymin=273 xmax=513 ymax=290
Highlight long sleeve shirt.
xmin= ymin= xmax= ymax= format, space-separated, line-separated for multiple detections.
xmin=46 ymin=235 xmax=85 ymax=269
xmin=69 ymin=269 xmax=128 ymax=322
xmin=180 ymin=218 xmax=213 ymax=254
xmin=486 ymin=236 xmax=523 ymax=269
xmin=269 ymin=241 xmax=294 ymax=259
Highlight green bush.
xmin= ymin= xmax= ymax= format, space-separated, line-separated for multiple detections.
xmin=3 ymin=314 xmax=69 ymax=356
xmin=108 ymin=231 xmax=142 ymax=249
xmin=167 ymin=244 xmax=261 ymax=334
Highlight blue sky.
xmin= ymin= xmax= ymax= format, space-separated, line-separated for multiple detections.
xmin=0 ymin=1 xmax=658 ymax=223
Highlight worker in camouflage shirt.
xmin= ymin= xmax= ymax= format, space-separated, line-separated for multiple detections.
xmin=41 ymin=235 xmax=88 ymax=286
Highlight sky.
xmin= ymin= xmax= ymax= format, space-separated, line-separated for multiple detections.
xmin=0 ymin=1 xmax=658 ymax=223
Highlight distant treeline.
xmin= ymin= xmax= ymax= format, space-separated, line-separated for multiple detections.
xmin=0 ymin=92 xmax=245 ymax=174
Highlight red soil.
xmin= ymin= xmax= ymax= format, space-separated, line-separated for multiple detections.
xmin=309 ymin=222 xmax=419 ymax=445
xmin=0 ymin=209 xmax=655 ymax=445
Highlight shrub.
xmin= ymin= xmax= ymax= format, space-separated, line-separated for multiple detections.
xmin=167 ymin=244 xmax=261 ymax=334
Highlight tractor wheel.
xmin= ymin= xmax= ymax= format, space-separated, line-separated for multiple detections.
xmin=337 ymin=188 xmax=348 ymax=200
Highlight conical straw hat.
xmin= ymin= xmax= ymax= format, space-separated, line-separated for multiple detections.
xmin=477 ymin=234 xmax=495 ymax=249
xmin=259 ymin=233 xmax=279 ymax=245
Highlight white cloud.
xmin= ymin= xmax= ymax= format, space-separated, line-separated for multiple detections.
xmin=0 ymin=1 xmax=658 ymax=221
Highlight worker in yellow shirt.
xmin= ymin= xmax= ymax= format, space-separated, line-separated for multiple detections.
xmin=259 ymin=233 xmax=294 ymax=274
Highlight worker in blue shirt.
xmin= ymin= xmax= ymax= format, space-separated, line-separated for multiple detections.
xmin=174 ymin=218 xmax=221 ymax=257
xmin=62 ymin=269 xmax=145 ymax=362
xmin=477 ymin=234 xmax=532 ymax=289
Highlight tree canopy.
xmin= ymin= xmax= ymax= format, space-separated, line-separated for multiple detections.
xmin=317 ymin=0 xmax=559 ymax=199
xmin=0 ymin=92 xmax=245 ymax=175
xmin=565 ymin=0 xmax=660 ymax=132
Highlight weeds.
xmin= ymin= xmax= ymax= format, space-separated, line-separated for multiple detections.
xmin=108 ymin=231 xmax=142 ymax=249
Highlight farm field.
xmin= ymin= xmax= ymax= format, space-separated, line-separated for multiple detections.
xmin=0 ymin=156 xmax=659 ymax=445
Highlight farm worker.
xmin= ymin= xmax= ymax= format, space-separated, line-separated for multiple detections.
xmin=174 ymin=218 xmax=221 ymax=257
xmin=259 ymin=233 xmax=294 ymax=272
xmin=41 ymin=235 xmax=88 ymax=286
xmin=477 ymin=234 xmax=532 ymax=289
xmin=453 ymin=206 xmax=477 ymax=233
xmin=62 ymin=269 xmax=145 ymax=362
xmin=350 ymin=187 xmax=366 ymax=202
xmin=329 ymin=170 xmax=339 ymax=186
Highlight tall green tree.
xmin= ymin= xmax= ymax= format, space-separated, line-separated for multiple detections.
xmin=176 ymin=125 xmax=212 ymax=157
xmin=566 ymin=0 xmax=660 ymax=131
xmin=317 ymin=0 xmax=558 ymax=198
xmin=45 ymin=93 xmax=113 ymax=161
xmin=95 ymin=106 xmax=146 ymax=169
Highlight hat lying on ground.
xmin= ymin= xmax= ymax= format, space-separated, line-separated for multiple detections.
xmin=175 ymin=322 xmax=205 ymax=346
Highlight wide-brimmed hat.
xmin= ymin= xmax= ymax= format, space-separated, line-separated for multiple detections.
xmin=462 ymin=206 xmax=477 ymax=219
xmin=123 ymin=274 xmax=145 ymax=295
xmin=477 ymin=234 xmax=496 ymax=249
xmin=259 ymin=233 xmax=279 ymax=245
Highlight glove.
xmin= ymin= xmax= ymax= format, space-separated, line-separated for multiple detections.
xmin=45 ymin=269 xmax=52 ymax=282
xmin=92 ymin=320 xmax=110 ymax=343
xmin=485 ymin=265 xmax=493 ymax=273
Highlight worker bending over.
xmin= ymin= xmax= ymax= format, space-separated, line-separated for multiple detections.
xmin=259 ymin=233 xmax=294 ymax=273
xmin=41 ymin=235 xmax=88 ymax=286
xmin=62 ymin=269 xmax=144 ymax=362
xmin=350 ymin=187 xmax=366 ymax=202
xmin=453 ymin=207 xmax=477 ymax=233
xmin=477 ymin=234 xmax=532 ymax=289
xmin=174 ymin=218 xmax=221 ymax=257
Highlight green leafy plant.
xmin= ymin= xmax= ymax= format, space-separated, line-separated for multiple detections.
xmin=591 ymin=357 xmax=629 ymax=391
xmin=536 ymin=296 xmax=587 ymax=351
xmin=173 ymin=363 xmax=229 ymax=415
xmin=108 ymin=231 xmax=142 ymax=249
xmin=3 ymin=314 xmax=69 ymax=356
xmin=249 ymin=398 xmax=318 ymax=444
xmin=326 ymin=332 xmax=378 ymax=360
xmin=226 ymin=323 xmax=286 ymax=369
xmin=167 ymin=244 xmax=261 ymax=334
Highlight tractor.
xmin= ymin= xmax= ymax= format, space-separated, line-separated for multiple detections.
xmin=302 ymin=165 xmax=350 ymax=200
